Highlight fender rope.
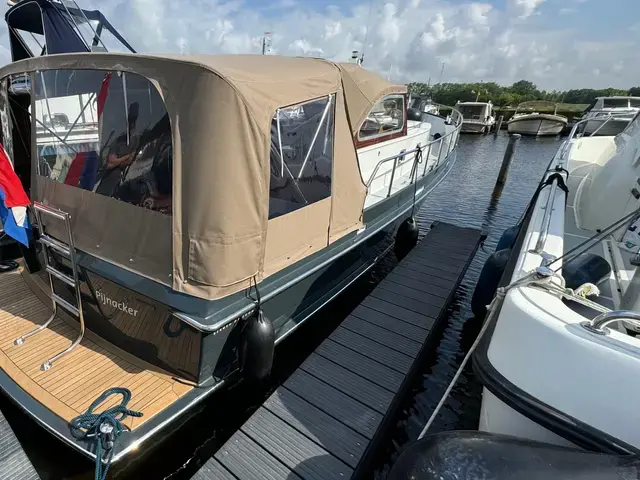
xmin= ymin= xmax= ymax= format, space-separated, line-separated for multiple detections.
xmin=69 ymin=388 xmax=143 ymax=480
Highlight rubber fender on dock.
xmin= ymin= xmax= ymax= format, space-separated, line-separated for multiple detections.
xmin=239 ymin=309 xmax=275 ymax=381
xmin=471 ymin=248 xmax=511 ymax=318
xmin=387 ymin=431 xmax=640 ymax=480
xmin=495 ymin=225 xmax=520 ymax=252
xmin=395 ymin=216 xmax=419 ymax=260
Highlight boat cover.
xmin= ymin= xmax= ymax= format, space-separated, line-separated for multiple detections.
xmin=5 ymin=0 xmax=135 ymax=60
xmin=0 ymin=53 xmax=405 ymax=299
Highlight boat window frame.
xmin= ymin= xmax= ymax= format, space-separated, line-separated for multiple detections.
xmin=268 ymin=93 xmax=336 ymax=220
xmin=31 ymin=67 xmax=174 ymax=215
xmin=355 ymin=93 xmax=407 ymax=148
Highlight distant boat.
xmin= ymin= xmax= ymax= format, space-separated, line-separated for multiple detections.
xmin=578 ymin=96 xmax=640 ymax=136
xmin=455 ymin=101 xmax=495 ymax=134
xmin=507 ymin=101 xmax=567 ymax=136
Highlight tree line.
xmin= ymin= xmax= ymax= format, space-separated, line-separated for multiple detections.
xmin=408 ymin=79 xmax=640 ymax=107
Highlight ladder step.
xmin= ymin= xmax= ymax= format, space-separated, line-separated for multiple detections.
xmin=39 ymin=234 xmax=71 ymax=256
xmin=51 ymin=293 xmax=80 ymax=316
xmin=46 ymin=265 xmax=75 ymax=287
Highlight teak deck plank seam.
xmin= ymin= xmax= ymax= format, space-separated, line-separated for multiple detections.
xmin=0 ymin=269 xmax=194 ymax=431
xmin=193 ymin=221 xmax=481 ymax=480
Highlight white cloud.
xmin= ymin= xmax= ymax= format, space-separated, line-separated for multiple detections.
xmin=559 ymin=7 xmax=576 ymax=14
xmin=0 ymin=0 xmax=636 ymax=91
xmin=508 ymin=0 xmax=545 ymax=19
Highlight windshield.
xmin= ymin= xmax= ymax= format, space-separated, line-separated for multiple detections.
xmin=458 ymin=105 xmax=486 ymax=119
xmin=602 ymin=99 xmax=630 ymax=109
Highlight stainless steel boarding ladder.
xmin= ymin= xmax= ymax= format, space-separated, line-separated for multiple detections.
xmin=13 ymin=202 xmax=85 ymax=371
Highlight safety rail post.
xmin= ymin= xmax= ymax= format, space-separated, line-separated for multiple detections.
xmin=422 ymin=143 xmax=432 ymax=176
xmin=387 ymin=157 xmax=399 ymax=198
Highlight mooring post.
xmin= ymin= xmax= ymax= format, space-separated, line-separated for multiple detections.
xmin=494 ymin=115 xmax=504 ymax=136
xmin=496 ymin=133 xmax=520 ymax=185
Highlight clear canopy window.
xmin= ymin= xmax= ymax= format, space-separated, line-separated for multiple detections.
xmin=269 ymin=95 xmax=334 ymax=219
xmin=34 ymin=69 xmax=172 ymax=215
xmin=358 ymin=94 xmax=405 ymax=139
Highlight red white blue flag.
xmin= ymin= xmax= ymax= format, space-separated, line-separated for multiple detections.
xmin=0 ymin=144 xmax=31 ymax=246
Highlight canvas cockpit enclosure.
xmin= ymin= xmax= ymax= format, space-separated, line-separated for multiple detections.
xmin=5 ymin=0 xmax=136 ymax=61
xmin=0 ymin=53 xmax=407 ymax=300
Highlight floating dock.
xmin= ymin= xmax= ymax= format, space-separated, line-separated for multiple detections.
xmin=192 ymin=221 xmax=482 ymax=480
xmin=0 ymin=406 xmax=39 ymax=480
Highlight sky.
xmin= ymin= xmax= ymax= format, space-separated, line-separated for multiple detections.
xmin=1 ymin=0 xmax=639 ymax=91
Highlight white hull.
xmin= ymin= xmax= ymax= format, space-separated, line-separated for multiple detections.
xmin=477 ymin=121 xmax=640 ymax=452
xmin=479 ymin=388 xmax=577 ymax=448
xmin=461 ymin=121 xmax=490 ymax=134
xmin=507 ymin=114 xmax=566 ymax=136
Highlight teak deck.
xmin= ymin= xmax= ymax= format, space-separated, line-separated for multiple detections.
xmin=0 ymin=268 xmax=193 ymax=430
xmin=193 ymin=221 xmax=482 ymax=480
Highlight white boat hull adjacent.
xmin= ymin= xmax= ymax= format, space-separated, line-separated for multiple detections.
xmin=461 ymin=121 xmax=490 ymax=134
xmin=479 ymin=388 xmax=577 ymax=448
xmin=507 ymin=114 xmax=566 ymax=136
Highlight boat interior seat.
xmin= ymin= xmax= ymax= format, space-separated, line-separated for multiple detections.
xmin=388 ymin=431 xmax=640 ymax=480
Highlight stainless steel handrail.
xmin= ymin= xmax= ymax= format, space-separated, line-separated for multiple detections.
xmin=530 ymin=178 xmax=559 ymax=254
xmin=560 ymin=112 xmax=634 ymax=160
xmin=365 ymin=121 xmax=462 ymax=188
xmin=581 ymin=310 xmax=640 ymax=335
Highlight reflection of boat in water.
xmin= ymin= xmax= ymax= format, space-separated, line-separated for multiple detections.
xmin=0 ymin=3 xmax=465 ymax=469
xmin=456 ymin=100 xmax=495 ymax=133
xmin=507 ymin=101 xmax=567 ymax=136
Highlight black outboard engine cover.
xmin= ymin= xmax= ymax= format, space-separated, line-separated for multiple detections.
xmin=239 ymin=309 xmax=275 ymax=381
xmin=388 ymin=431 xmax=640 ymax=480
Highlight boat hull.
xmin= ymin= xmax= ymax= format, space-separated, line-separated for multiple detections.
xmin=461 ymin=121 xmax=489 ymax=134
xmin=507 ymin=115 xmax=566 ymax=136
xmin=0 ymin=145 xmax=459 ymax=466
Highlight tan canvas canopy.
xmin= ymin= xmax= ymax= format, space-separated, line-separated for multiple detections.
xmin=0 ymin=53 xmax=406 ymax=300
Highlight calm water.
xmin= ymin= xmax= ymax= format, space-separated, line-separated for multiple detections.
xmin=0 ymin=132 xmax=563 ymax=479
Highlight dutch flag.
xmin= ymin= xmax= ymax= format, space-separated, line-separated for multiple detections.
xmin=0 ymin=144 xmax=31 ymax=246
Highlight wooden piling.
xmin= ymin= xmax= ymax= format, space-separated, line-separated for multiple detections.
xmin=494 ymin=115 xmax=504 ymax=136
xmin=496 ymin=133 xmax=520 ymax=185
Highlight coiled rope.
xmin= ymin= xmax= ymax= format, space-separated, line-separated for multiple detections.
xmin=69 ymin=388 xmax=143 ymax=480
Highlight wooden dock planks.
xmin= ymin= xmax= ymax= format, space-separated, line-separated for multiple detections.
xmin=0 ymin=407 xmax=39 ymax=480
xmin=193 ymin=221 xmax=481 ymax=479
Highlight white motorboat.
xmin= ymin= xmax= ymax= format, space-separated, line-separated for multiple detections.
xmin=579 ymin=96 xmax=640 ymax=136
xmin=471 ymin=110 xmax=640 ymax=455
xmin=456 ymin=101 xmax=495 ymax=134
xmin=507 ymin=101 xmax=567 ymax=136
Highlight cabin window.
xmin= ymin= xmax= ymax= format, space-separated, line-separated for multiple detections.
xmin=602 ymin=98 xmax=630 ymax=109
xmin=358 ymin=94 xmax=405 ymax=140
xmin=268 ymin=95 xmax=334 ymax=219
xmin=630 ymin=99 xmax=640 ymax=108
xmin=34 ymin=69 xmax=173 ymax=215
